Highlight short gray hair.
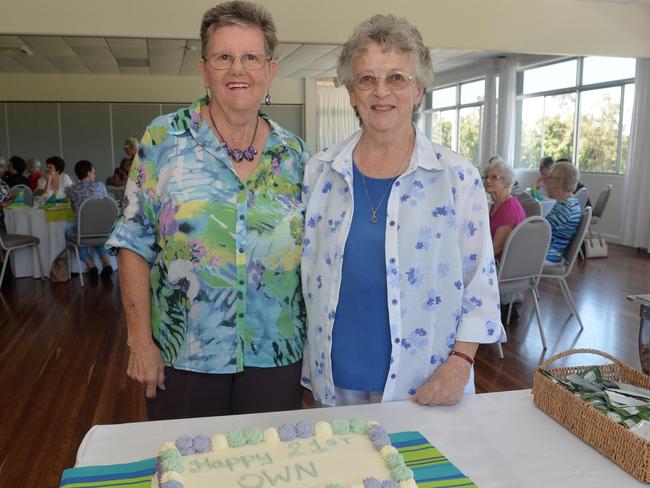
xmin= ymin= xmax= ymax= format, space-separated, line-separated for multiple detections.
xmin=338 ymin=15 xmax=433 ymax=124
xmin=26 ymin=158 xmax=41 ymax=169
xmin=124 ymin=137 xmax=139 ymax=150
xmin=200 ymin=1 xmax=277 ymax=58
xmin=549 ymin=161 xmax=579 ymax=193
xmin=484 ymin=158 xmax=515 ymax=190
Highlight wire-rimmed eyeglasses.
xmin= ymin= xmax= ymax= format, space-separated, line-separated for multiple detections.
xmin=203 ymin=52 xmax=272 ymax=70
xmin=353 ymin=71 xmax=416 ymax=91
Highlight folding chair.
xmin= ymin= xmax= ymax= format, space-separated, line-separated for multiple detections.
xmin=0 ymin=231 xmax=43 ymax=285
xmin=66 ymin=197 xmax=119 ymax=287
xmin=575 ymin=187 xmax=589 ymax=211
xmin=589 ymin=185 xmax=612 ymax=239
xmin=540 ymin=207 xmax=593 ymax=329
xmin=498 ymin=216 xmax=552 ymax=350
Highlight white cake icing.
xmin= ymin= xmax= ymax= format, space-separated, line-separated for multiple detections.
xmin=152 ymin=420 xmax=414 ymax=488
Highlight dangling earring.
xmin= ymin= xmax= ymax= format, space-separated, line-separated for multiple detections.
xmin=264 ymin=92 xmax=272 ymax=105
xmin=205 ymin=87 xmax=210 ymax=104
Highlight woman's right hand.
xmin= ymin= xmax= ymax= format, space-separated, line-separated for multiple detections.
xmin=127 ymin=341 xmax=166 ymax=399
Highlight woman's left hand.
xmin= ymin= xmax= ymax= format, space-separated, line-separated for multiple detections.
xmin=411 ymin=355 xmax=471 ymax=406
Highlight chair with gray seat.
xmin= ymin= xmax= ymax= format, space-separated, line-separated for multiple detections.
xmin=498 ymin=216 xmax=552 ymax=351
xmin=10 ymin=184 xmax=33 ymax=206
xmin=540 ymin=206 xmax=593 ymax=329
xmin=0 ymin=231 xmax=43 ymax=286
xmin=520 ymin=197 xmax=542 ymax=217
xmin=105 ymin=185 xmax=125 ymax=206
xmin=66 ymin=197 xmax=119 ymax=287
xmin=589 ymin=185 xmax=612 ymax=239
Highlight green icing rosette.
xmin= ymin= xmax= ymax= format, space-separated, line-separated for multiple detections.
xmin=244 ymin=427 xmax=263 ymax=445
xmin=350 ymin=417 xmax=368 ymax=434
xmin=330 ymin=419 xmax=350 ymax=435
xmin=226 ymin=430 xmax=246 ymax=448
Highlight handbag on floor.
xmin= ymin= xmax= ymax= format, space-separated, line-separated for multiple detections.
xmin=584 ymin=237 xmax=608 ymax=258
xmin=49 ymin=250 xmax=70 ymax=282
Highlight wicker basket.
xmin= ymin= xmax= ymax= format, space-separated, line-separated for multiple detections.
xmin=532 ymin=348 xmax=650 ymax=483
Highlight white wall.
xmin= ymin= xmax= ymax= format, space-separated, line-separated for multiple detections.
xmin=515 ymin=170 xmax=624 ymax=242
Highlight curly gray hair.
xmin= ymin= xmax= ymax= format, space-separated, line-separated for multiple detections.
xmin=484 ymin=158 xmax=515 ymax=190
xmin=200 ymin=1 xmax=277 ymax=58
xmin=337 ymin=15 xmax=432 ymax=124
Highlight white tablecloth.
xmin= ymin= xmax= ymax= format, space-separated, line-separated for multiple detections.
xmin=75 ymin=389 xmax=644 ymax=487
xmin=4 ymin=207 xmax=116 ymax=278
xmin=539 ymin=198 xmax=557 ymax=216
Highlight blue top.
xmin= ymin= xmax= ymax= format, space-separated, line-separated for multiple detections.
xmin=546 ymin=195 xmax=581 ymax=263
xmin=331 ymin=163 xmax=393 ymax=391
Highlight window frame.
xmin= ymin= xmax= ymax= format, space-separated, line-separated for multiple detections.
xmin=423 ymin=77 xmax=485 ymax=165
xmin=514 ymin=57 xmax=635 ymax=174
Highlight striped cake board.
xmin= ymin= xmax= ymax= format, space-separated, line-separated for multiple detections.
xmin=60 ymin=432 xmax=477 ymax=488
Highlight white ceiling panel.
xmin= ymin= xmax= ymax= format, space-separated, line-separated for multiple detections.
xmin=64 ymin=36 xmax=108 ymax=47
xmin=72 ymin=46 xmax=113 ymax=57
xmin=31 ymin=45 xmax=78 ymax=57
xmin=0 ymin=35 xmax=25 ymax=47
xmin=80 ymin=56 xmax=118 ymax=67
xmin=148 ymin=39 xmax=187 ymax=49
xmin=25 ymin=36 xmax=67 ymax=46
xmin=107 ymin=38 xmax=147 ymax=49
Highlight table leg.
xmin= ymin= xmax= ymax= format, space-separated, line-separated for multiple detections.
xmin=638 ymin=304 xmax=650 ymax=375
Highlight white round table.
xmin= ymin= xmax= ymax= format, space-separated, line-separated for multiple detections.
xmin=4 ymin=207 xmax=117 ymax=278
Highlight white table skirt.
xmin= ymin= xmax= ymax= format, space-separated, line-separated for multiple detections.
xmin=75 ymin=389 xmax=644 ymax=487
xmin=539 ymin=198 xmax=557 ymax=216
xmin=4 ymin=207 xmax=117 ymax=278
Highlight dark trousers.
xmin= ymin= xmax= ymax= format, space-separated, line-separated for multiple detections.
xmin=146 ymin=361 xmax=303 ymax=421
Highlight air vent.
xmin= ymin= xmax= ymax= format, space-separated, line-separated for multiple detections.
xmin=115 ymin=58 xmax=149 ymax=67
xmin=0 ymin=45 xmax=34 ymax=56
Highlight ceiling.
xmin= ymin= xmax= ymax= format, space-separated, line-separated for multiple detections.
xmin=0 ymin=34 xmax=499 ymax=79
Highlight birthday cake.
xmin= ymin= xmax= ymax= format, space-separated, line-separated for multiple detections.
xmin=152 ymin=419 xmax=416 ymax=488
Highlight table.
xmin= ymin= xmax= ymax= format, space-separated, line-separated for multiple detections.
xmin=4 ymin=206 xmax=117 ymax=278
xmin=538 ymin=198 xmax=557 ymax=216
xmin=75 ymin=389 xmax=645 ymax=487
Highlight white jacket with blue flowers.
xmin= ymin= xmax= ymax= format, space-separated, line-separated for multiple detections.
xmin=300 ymin=128 xmax=505 ymax=406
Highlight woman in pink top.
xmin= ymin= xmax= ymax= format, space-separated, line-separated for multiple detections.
xmin=483 ymin=158 xmax=525 ymax=260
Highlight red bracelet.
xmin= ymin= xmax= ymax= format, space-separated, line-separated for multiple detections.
xmin=449 ymin=350 xmax=474 ymax=365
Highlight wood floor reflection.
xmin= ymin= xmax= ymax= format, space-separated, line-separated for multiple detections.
xmin=0 ymin=244 xmax=648 ymax=486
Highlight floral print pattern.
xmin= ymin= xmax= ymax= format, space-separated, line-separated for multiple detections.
xmin=106 ymin=98 xmax=310 ymax=373
xmin=301 ymin=128 xmax=505 ymax=406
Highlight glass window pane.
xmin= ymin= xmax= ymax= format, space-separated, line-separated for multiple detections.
xmin=458 ymin=106 xmax=482 ymax=165
xmin=430 ymin=109 xmax=457 ymax=150
xmin=577 ymin=87 xmax=620 ymax=173
xmin=460 ymin=80 xmax=485 ymax=105
xmin=542 ymin=93 xmax=575 ymax=161
xmin=431 ymin=86 xmax=457 ymax=109
xmin=621 ymin=83 xmax=635 ymax=173
xmin=519 ymin=97 xmax=544 ymax=168
xmin=582 ymin=57 xmax=636 ymax=86
xmin=523 ymin=59 xmax=577 ymax=94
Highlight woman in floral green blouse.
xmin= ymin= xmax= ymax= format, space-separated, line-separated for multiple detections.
xmin=106 ymin=1 xmax=309 ymax=420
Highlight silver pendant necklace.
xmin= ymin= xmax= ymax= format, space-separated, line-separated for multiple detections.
xmin=359 ymin=171 xmax=397 ymax=224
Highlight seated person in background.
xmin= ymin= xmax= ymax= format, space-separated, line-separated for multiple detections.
xmin=545 ymin=161 xmax=582 ymax=263
xmin=534 ymin=156 xmax=554 ymax=197
xmin=484 ymin=158 xmax=526 ymax=259
xmin=65 ymin=160 xmax=113 ymax=279
xmin=3 ymin=156 xmax=29 ymax=188
xmin=25 ymin=158 xmax=42 ymax=191
xmin=556 ymin=157 xmax=592 ymax=207
xmin=0 ymin=178 xmax=14 ymax=232
xmin=35 ymin=156 xmax=73 ymax=200
xmin=107 ymin=157 xmax=132 ymax=187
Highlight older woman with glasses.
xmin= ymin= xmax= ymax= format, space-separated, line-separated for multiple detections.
xmin=106 ymin=0 xmax=309 ymax=420
xmin=301 ymin=14 xmax=504 ymax=408
xmin=483 ymin=158 xmax=525 ymax=259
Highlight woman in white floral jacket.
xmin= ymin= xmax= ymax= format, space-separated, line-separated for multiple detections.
xmin=301 ymin=14 xmax=505 ymax=407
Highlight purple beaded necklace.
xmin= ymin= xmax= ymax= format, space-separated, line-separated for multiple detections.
xmin=208 ymin=106 xmax=259 ymax=163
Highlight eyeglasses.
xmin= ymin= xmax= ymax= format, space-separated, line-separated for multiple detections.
xmin=482 ymin=175 xmax=504 ymax=182
xmin=353 ymin=71 xmax=416 ymax=91
xmin=203 ymin=52 xmax=271 ymax=70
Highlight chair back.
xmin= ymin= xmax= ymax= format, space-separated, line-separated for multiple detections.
xmin=512 ymin=191 xmax=530 ymax=203
xmin=498 ymin=216 xmax=551 ymax=284
xmin=76 ymin=197 xmax=119 ymax=244
xmin=11 ymin=184 xmax=33 ymax=206
xmin=575 ymin=187 xmax=589 ymax=210
xmin=520 ymin=197 xmax=542 ymax=217
xmin=592 ymin=184 xmax=612 ymax=219
xmin=561 ymin=206 xmax=593 ymax=275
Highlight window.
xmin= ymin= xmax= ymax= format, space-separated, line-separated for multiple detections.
xmin=515 ymin=57 xmax=635 ymax=173
xmin=425 ymin=79 xmax=485 ymax=165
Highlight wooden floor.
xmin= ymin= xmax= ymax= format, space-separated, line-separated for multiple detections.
xmin=1 ymin=244 xmax=649 ymax=487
